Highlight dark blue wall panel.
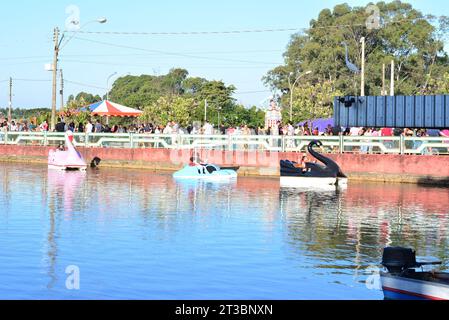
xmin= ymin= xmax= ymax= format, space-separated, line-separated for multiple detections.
xmin=334 ymin=95 xmax=449 ymax=129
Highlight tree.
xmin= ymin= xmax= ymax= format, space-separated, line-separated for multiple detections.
xmin=69 ymin=92 xmax=102 ymax=105
xmin=283 ymin=81 xmax=343 ymax=123
xmin=265 ymin=1 xmax=449 ymax=97
xmin=427 ymin=72 xmax=449 ymax=94
xmin=140 ymin=96 xmax=195 ymax=127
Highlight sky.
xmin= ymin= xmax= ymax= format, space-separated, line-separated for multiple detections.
xmin=0 ymin=0 xmax=448 ymax=109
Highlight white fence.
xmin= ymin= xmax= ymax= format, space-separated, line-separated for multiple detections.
xmin=0 ymin=132 xmax=448 ymax=155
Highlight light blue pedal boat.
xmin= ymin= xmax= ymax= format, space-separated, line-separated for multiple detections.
xmin=173 ymin=164 xmax=238 ymax=181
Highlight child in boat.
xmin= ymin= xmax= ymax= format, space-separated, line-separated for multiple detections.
xmin=57 ymin=143 xmax=65 ymax=151
xmin=294 ymin=155 xmax=308 ymax=172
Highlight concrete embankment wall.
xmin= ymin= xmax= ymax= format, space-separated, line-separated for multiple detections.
xmin=0 ymin=145 xmax=448 ymax=185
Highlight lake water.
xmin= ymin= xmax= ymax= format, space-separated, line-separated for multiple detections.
xmin=0 ymin=163 xmax=448 ymax=300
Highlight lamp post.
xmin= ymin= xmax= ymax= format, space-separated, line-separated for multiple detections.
xmin=288 ymin=70 xmax=312 ymax=123
xmin=106 ymin=72 xmax=118 ymax=101
xmin=50 ymin=18 xmax=107 ymax=131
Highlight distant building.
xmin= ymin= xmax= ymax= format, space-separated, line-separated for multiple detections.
xmin=265 ymin=100 xmax=282 ymax=129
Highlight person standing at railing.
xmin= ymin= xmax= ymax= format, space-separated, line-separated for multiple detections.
xmin=0 ymin=121 xmax=7 ymax=143
xmin=94 ymin=120 xmax=103 ymax=134
xmin=55 ymin=118 xmax=65 ymax=133
xmin=85 ymin=121 xmax=93 ymax=134
xmin=440 ymin=129 xmax=449 ymax=154
xmin=360 ymin=128 xmax=370 ymax=154
xmin=9 ymin=121 xmax=18 ymax=132
xmin=39 ymin=120 xmax=49 ymax=132
xmin=203 ymin=121 xmax=214 ymax=135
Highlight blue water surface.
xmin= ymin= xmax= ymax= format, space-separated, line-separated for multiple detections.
xmin=0 ymin=163 xmax=448 ymax=300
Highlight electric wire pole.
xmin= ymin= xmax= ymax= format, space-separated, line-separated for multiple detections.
xmin=382 ymin=64 xmax=386 ymax=96
xmin=360 ymin=37 xmax=365 ymax=97
xmin=60 ymin=69 xmax=64 ymax=110
xmin=51 ymin=27 xmax=60 ymax=132
xmin=8 ymin=77 xmax=12 ymax=123
xmin=390 ymin=60 xmax=395 ymax=96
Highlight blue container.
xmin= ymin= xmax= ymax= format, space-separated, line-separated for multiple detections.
xmin=334 ymin=95 xmax=449 ymax=129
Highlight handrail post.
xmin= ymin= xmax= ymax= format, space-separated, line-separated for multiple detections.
xmin=130 ymin=132 xmax=134 ymax=149
xmin=4 ymin=132 xmax=8 ymax=145
xmin=85 ymin=132 xmax=89 ymax=148
xmin=43 ymin=131 xmax=48 ymax=147
xmin=340 ymin=135 xmax=344 ymax=154
xmin=400 ymin=135 xmax=405 ymax=155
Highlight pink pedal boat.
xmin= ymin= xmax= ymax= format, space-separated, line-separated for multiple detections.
xmin=48 ymin=131 xmax=87 ymax=171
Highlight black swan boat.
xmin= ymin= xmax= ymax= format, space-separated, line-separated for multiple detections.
xmin=280 ymin=140 xmax=347 ymax=188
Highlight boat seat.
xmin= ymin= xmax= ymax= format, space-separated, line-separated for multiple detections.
xmin=206 ymin=166 xmax=217 ymax=174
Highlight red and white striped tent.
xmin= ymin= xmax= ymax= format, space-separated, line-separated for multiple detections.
xmin=87 ymin=100 xmax=143 ymax=118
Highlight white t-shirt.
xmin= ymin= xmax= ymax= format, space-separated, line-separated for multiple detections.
xmin=86 ymin=123 xmax=93 ymax=133
xmin=163 ymin=126 xmax=173 ymax=134
xmin=350 ymin=127 xmax=361 ymax=136
xmin=203 ymin=123 xmax=214 ymax=135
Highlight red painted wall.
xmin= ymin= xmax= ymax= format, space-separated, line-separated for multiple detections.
xmin=1 ymin=145 xmax=448 ymax=178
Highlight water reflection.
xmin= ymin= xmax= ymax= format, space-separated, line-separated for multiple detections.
xmin=0 ymin=163 xmax=448 ymax=299
xmin=280 ymin=183 xmax=449 ymax=275
xmin=46 ymin=171 xmax=87 ymax=289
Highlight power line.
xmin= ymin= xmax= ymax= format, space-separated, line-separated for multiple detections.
xmin=13 ymin=78 xmax=51 ymax=82
xmin=60 ymin=49 xmax=283 ymax=58
xmin=70 ymin=28 xmax=301 ymax=36
xmin=67 ymin=17 xmax=434 ymax=37
xmin=61 ymin=59 xmax=275 ymax=69
xmin=65 ymin=79 xmax=107 ymax=90
xmin=0 ymin=55 xmax=51 ymax=61
xmin=235 ymin=90 xmax=272 ymax=95
xmin=71 ymin=37 xmax=280 ymax=65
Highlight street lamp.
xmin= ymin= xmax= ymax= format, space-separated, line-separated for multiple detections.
xmin=106 ymin=72 xmax=118 ymax=101
xmin=288 ymin=70 xmax=312 ymax=123
xmin=50 ymin=17 xmax=107 ymax=131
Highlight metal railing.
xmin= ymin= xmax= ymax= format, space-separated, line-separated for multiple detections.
xmin=0 ymin=131 xmax=448 ymax=155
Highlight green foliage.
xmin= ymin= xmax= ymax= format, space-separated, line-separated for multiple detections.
xmin=0 ymin=108 xmax=51 ymax=124
xmin=427 ymin=72 xmax=449 ymax=94
xmin=140 ymin=96 xmax=195 ymax=127
xmin=68 ymin=92 xmax=102 ymax=105
xmin=283 ymin=81 xmax=343 ymax=123
xmin=265 ymin=1 xmax=449 ymax=97
xmin=106 ymin=68 xmax=265 ymax=127
xmin=61 ymin=97 xmax=92 ymax=125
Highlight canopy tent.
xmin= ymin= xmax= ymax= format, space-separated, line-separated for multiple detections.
xmin=87 ymin=100 xmax=143 ymax=117
xmin=298 ymin=118 xmax=334 ymax=133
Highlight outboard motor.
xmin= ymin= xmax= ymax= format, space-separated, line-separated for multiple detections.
xmin=382 ymin=247 xmax=418 ymax=274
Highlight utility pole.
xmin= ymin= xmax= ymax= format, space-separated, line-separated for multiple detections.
xmin=204 ymin=99 xmax=208 ymax=122
xmin=51 ymin=27 xmax=60 ymax=132
xmin=60 ymin=69 xmax=64 ymax=110
xmin=390 ymin=60 xmax=395 ymax=96
xmin=382 ymin=64 xmax=386 ymax=96
xmin=8 ymin=77 xmax=12 ymax=123
xmin=360 ymin=37 xmax=365 ymax=97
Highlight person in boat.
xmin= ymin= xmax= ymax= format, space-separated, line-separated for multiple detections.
xmin=293 ymin=155 xmax=308 ymax=173
xmin=189 ymin=152 xmax=210 ymax=174
xmin=57 ymin=143 xmax=65 ymax=152
xmin=189 ymin=153 xmax=204 ymax=166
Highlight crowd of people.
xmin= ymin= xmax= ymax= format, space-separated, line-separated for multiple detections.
xmin=1 ymin=117 xmax=448 ymax=140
